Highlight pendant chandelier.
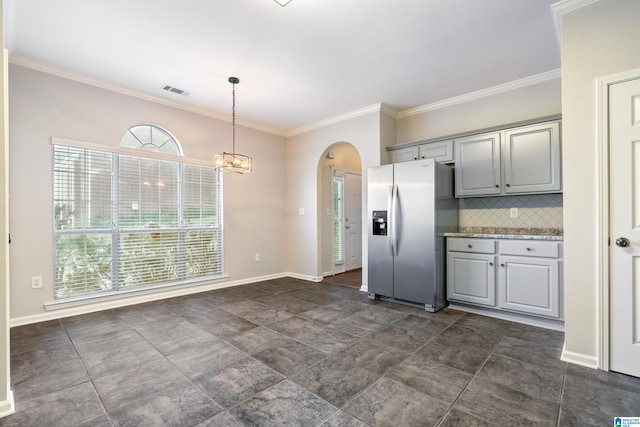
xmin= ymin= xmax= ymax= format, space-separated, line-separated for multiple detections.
xmin=214 ymin=77 xmax=252 ymax=174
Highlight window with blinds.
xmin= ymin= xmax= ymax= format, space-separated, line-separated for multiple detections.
xmin=333 ymin=174 xmax=345 ymax=265
xmin=53 ymin=142 xmax=223 ymax=299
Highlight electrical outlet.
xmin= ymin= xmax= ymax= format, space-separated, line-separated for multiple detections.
xmin=31 ymin=276 xmax=43 ymax=289
xmin=255 ymin=253 xmax=261 ymax=262
xmin=510 ymin=208 xmax=518 ymax=218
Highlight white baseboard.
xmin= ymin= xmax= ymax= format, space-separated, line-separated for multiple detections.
xmin=285 ymin=272 xmax=323 ymax=282
xmin=561 ymin=347 xmax=600 ymax=369
xmin=447 ymin=303 xmax=565 ymax=331
xmin=0 ymin=391 xmax=15 ymax=419
xmin=10 ymin=272 xmax=290 ymax=327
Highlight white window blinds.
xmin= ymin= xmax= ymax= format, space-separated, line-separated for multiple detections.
xmin=53 ymin=142 xmax=223 ymax=299
xmin=333 ymin=174 xmax=345 ymax=265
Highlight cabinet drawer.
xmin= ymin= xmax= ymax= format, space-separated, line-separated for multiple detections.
xmin=448 ymin=238 xmax=495 ymax=254
xmin=498 ymin=240 xmax=559 ymax=258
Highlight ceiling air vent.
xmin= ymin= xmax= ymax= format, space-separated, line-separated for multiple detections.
xmin=162 ymin=85 xmax=187 ymax=95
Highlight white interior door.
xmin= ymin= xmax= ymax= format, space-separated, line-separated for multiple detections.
xmin=345 ymin=173 xmax=362 ymax=271
xmin=609 ymin=76 xmax=640 ymax=378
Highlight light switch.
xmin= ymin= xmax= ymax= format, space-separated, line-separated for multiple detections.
xmin=299 ymin=208 xmax=305 ymax=215
xmin=510 ymin=208 xmax=518 ymax=218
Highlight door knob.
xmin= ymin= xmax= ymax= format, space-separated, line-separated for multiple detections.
xmin=616 ymin=237 xmax=630 ymax=247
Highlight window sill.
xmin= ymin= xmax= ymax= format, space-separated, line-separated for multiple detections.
xmin=44 ymin=275 xmax=229 ymax=311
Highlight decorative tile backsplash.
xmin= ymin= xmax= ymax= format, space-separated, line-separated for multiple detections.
xmin=459 ymin=194 xmax=563 ymax=230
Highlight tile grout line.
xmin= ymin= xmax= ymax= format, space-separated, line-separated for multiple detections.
xmin=58 ymin=316 xmax=115 ymax=426
xmin=434 ymin=316 xmax=515 ymax=426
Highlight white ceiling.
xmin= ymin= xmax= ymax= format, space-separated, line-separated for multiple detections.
xmin=4 ymin=0 xmax=561 ymax=135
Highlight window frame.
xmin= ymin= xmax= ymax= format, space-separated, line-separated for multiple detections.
xmin=51 ymin=137 xmax=225 ymax=302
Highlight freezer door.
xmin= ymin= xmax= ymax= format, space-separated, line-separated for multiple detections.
xmin=367 ymin=164 xmax=394 ymax=297
xmin=393 ymin=159 xmax=436 ymax=305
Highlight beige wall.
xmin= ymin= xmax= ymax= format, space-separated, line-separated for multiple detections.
xmin=8 ymin=64 xmax=287 ymax=322
xmin=396 ymin=79 xmax=561 ymax=145
xmin=560 ymin=0 xmax=640 ymax=367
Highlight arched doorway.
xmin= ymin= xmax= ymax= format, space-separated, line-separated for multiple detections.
xmin=318 ymin=142 xmax=362 ymax=288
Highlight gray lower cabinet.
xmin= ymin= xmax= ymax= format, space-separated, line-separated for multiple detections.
xmin=447 ymin=237 xmax=563 ymax=319
xmin=446 ymin=237 xmax=496 ymax=306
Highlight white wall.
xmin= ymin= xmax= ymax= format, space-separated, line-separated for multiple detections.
xmin=319 ymin=143 xmax=362 ymax=276
xmin=286 ymin=110 xmax=384 ymax=285
xmin=559 ymin=0 xmax=640 ymax=367
xmin=0 ymin=0 xmax=14 ymax=412
xmin=8 ymin=64 xmax=287 ymax=322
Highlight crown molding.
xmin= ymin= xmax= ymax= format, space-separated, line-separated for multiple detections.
xmin=551 ymin=0 xmax=599 ymax=15
xmin=9 ymin=54 xmax=287 ymax=137
xmin=380 ymin=103 xmax=399 ymax=119
xmin=286 ymin=103 xmax=394 ymax=137
xmin=551 ymin=0 xmax=600 ymax=48
xmin=397 ymin=69 xmax=562 ymax=120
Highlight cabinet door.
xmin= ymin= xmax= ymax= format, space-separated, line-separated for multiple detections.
xmin=447 ymin=252 xmax=496 ymax=306
xmin=503 ymin=121 xmax=561 ymax=194
xmin=389 ymin=146 xmax=419 ymax=164
xmin=454 ymin=132 xmax=501 ymax=197
xmin=419 ymin=140 xmax=454 ymax=163
xmin=497 ymin=256 xmax=560 ymax=318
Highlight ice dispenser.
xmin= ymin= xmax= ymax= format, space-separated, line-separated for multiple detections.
xmin=372 ymin=210 xmax=387 ymax=236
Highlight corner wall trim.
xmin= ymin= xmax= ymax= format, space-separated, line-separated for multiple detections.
xmin=561 ymin=347 xmax=599 ymax=370
xmin=0 ymin=391 xmax=15 ymax=419
xmin=285 ymin=272 xmax=323 ymax=283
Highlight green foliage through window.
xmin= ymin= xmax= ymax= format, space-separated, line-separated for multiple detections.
xmin=53 ymin=143 xmax=223 ymax=299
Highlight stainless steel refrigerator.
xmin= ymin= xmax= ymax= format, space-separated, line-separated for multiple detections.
xmin=367 ymin=158 xmax=458 ymax=312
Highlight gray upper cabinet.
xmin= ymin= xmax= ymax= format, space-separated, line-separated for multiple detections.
xmin=455 ymin=120 xmax=561 ymax=198
xmin=454 ymin=132 xmax=502 ymax=197
xmin=389 ymin=140 xmax=454 ymax=164
xmin=419 ymin=139 xmax=454 ymax=163
xmin=503 ymin=121 xmax=561 ymax=194
xmin=389 ymin=146 xmax=419 ymax=163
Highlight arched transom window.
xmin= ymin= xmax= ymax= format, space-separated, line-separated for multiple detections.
xmin=120 ymin=124 xmax=183 ymax=156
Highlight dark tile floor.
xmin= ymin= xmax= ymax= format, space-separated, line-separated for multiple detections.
xmin=2 ymin=277 xmax=640 ymax=426
xmin=323 ymin=269 xmax=362 ymax=289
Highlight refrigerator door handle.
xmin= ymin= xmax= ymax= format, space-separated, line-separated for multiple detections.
xmin=391 ymin=184 xmax=399 ymax=256
xmin=387 ymin=185 xmax=394 ymax=256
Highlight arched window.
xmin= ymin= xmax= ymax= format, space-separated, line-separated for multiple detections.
xmin=120 ymin=124 xmax=183 ymax=156
xmin=52 ymin=123 xmax=224 ymax=300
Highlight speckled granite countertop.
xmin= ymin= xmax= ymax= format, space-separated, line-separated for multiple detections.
xmin=444 ymin=227 xmax=564 ymax=241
